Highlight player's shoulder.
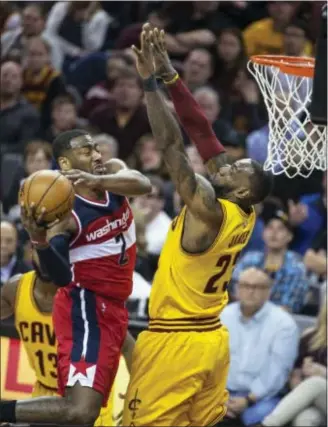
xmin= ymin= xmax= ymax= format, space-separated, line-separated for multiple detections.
xmin=1 ymin=273 xmax=24 ymax=306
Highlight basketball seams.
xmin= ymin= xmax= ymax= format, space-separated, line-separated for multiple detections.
xmin=44 ymin=183 xmax=74 ymax=217
xmin=34 ymin=173 xmax=62 ymax=215
xmin=26 ymin=171 xmax=42 ymax=208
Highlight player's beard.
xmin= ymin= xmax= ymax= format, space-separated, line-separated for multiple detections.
xmin=212 ymin=182 xmax=231 ymax=199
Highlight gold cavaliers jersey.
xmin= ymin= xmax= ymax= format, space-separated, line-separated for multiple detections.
xmin=149 ymin=199 xmax=256 ymax=331
xmin=15 ymin=271 xmax=57 ymax=390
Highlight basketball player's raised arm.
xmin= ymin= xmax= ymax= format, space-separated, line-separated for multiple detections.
xmin=150 ymin=26 xmax=228 ymax=177
xmin=0 ymin=274 xmax=21 ymax=319
xmin=132 ymin=30 xmax=222 ymax=226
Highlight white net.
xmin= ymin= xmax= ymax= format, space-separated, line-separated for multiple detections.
xmin=247 ymin=56 xmax=327 ymax=178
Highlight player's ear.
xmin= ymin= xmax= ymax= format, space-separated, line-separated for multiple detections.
xmin=58 ymin=156 xmax=71 ymax=171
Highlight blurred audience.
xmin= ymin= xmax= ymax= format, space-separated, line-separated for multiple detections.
xmin=89 ymin=68 xmax=151 ymax=160
xmin=182 ymin=48 xmax=214 ymax=91
xmin=1 ymin=221 xmax=31 ymax=286
xmin=132 ymin=175 xmax=171 ymax=272
xmin=132 ymin=134 xmax=165 ymax=177
xmin=233 ymin=210 xmax=309 ymax=313
xmin=4 ymin=140 xmax=53 ymax=221
xmin=262 ymin=300 xmax=327 ymax=427
xmin=22 ymin=36 xmax=67 ymax=130
xmin=221 ymin=267 xmax=299 ymax=426
xmin=0 ymin=61 xmax=40 ymax=156
xmin=80 ymin=52 xmax=134 ymax=117
xmin=243 ymin=1 xmax=312 ymax=56
xmin=45 ymin=1 xmax=113 ymax=72
xmin=39 ymin=94 xmax=86 ymax=141
xmin=212 ymin=28 xmax=247 ymax=98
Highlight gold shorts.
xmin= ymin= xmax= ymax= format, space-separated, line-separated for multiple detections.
xmin=123 ymin=326 xmax=230 ymax=426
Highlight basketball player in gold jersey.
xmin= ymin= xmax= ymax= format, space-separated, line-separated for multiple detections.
xmin=122 ymin=25 xmax=273 ymax=426
xmin=0 ymin=249 xmax=135 ymax=426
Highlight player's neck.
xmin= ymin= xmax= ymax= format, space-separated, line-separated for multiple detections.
xmin=76 ymin=187 xmax=106 ymax=201
xmin=34 ymin=277 xmax=56 ymax=312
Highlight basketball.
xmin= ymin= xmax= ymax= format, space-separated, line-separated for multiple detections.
xmin=19 ymin=170 xmax=75 ymax=223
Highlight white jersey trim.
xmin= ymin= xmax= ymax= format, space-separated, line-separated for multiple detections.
xmin=69 ymin=220 xmax=136 ymax=263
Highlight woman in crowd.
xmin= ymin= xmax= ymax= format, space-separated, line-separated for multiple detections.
xmin=262 ymin=300 xmax=327 ymax=427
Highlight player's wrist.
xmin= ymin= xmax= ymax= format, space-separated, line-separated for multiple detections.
xmin=143 ymin=75 xmax=158 ymax=92
xmin=162 ymin=70 xmax=179 ymax=85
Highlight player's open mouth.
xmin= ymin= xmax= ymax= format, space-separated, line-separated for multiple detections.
xmin=93 ymin=164 xmax=105 ymax=174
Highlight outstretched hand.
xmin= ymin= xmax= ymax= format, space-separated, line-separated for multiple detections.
xmin=150 ymin=27 xmax=176 ymax=81
xmin=131 ymin=23 xmax=155 ymax=79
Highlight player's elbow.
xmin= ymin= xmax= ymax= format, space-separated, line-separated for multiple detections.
xmin=133 ymin=173 xmax=152 ymax=195
xmin=65 ymin=404 xmax=100 ymax=425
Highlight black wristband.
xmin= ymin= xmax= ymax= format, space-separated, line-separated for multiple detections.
xmin=0 ymin=400 xmax=17 ymax=423
xmin=143 ymin=75 xmax=157 ymax=92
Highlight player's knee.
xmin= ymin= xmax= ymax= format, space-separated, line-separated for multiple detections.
xmin=65 ymin=402 xmax=100 ymax=425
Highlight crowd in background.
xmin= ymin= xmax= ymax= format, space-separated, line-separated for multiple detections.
xmin=0 ymin=2 xmax=326 ymax=426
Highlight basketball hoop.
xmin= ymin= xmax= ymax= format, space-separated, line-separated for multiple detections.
xmin=247 ymin=55 xmax=327 ymax=178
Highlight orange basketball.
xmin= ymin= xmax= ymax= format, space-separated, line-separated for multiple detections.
xmin=19 ymin=170 xmax=75 ymax=223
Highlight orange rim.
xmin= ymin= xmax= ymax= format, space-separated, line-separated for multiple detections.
xmin=250 ymin=55 xmax=315 ymax=78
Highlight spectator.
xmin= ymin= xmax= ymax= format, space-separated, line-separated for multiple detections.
xmin=1 ymin=221 xmax=31 ymax=286
xmin=246 ymin=124 xmax=269 ymax=165
xmin=45 ymin=1 xmax=113 ymax=72
xmin=232 ymin=210 xmax=309 ymax=313
xmin=22 ymin=36 xmax=67 ymax=130
xmin=133 ymin=208 xmax=153 ymax=283
xmin=221 ymin=267 xmax=299 ymax=426
xmin=219 ymin=67 xmax=265 ymax=134
xmin=262 ymin=300 xmax=327 ymax=427
xmin=5 ymin=140 xmax=53 ymax=221
xmin=192 ymin=86 xmax=243 ymax=149
xmin=93 ymin=133 xmax=118 ymax=163
xmin=284 ymin=19 xmax=310 ymax=57
xmin=212 ymin=28 xmax=247 ymax=98
xmin=1 ymin=3 xmax=61 ymax=69
xmin=132 ymin=134 xmax=165 ymax=177
xmin=243 ymin=1 xmax=312 ymax=57
xmin=162 ymin=1 xmax=233 ymax=59
xmin=132 ymin=175 xmax=171 ymax=270
xmin=182 ymin=48 xmax=214 ymax=91
xmin=0 ymin=61 xmax=40 ymax=156
xmin=39 ymin=94 xmax=86 ymax=142
xmin=0 ymin=1 xmax=21 ymax=35
xmin=288 ymin=173 xmax=326 ymax=255
xmin=80 ymin=52 xmax=135 ymax=118
xmin=89 ymin=68 xmax=151 ymax=160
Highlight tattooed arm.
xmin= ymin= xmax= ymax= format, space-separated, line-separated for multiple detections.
xmin=144 ymin=88 xmax=222 ymax=225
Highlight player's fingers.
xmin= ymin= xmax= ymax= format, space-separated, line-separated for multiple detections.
xmin=152 ymin=28 xmax=162 ymax=54
xmin=159 ymin=29 xmax=166 ymax=51
xmin=142 ymin=22 xmax=152 ymax=33
xmin=131 ymin=44 xmax=142 ymax=60
xmin=72 ymin=178 xmax=84 ymax=186
xmin=46 ymin=218 xmax=60 ymax=229
xmin=36 ymin=206 xmax=47 ymax=225
xmin=140 ymin=30 xmax=147 ymax=53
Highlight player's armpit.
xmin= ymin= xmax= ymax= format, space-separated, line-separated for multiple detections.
xmin=0 ymin=274 xmax=22 ymax=319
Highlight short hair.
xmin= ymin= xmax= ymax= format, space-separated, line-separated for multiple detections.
xmin=51 ymin=94 xmax=77 ymax=111
xmin=53 ymin=129 xmax=89 ymax=160
xmin=249 ymin=161 xmax=273 ymax=204
xmin=24 ymin=140 xmax=53 ymax=162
